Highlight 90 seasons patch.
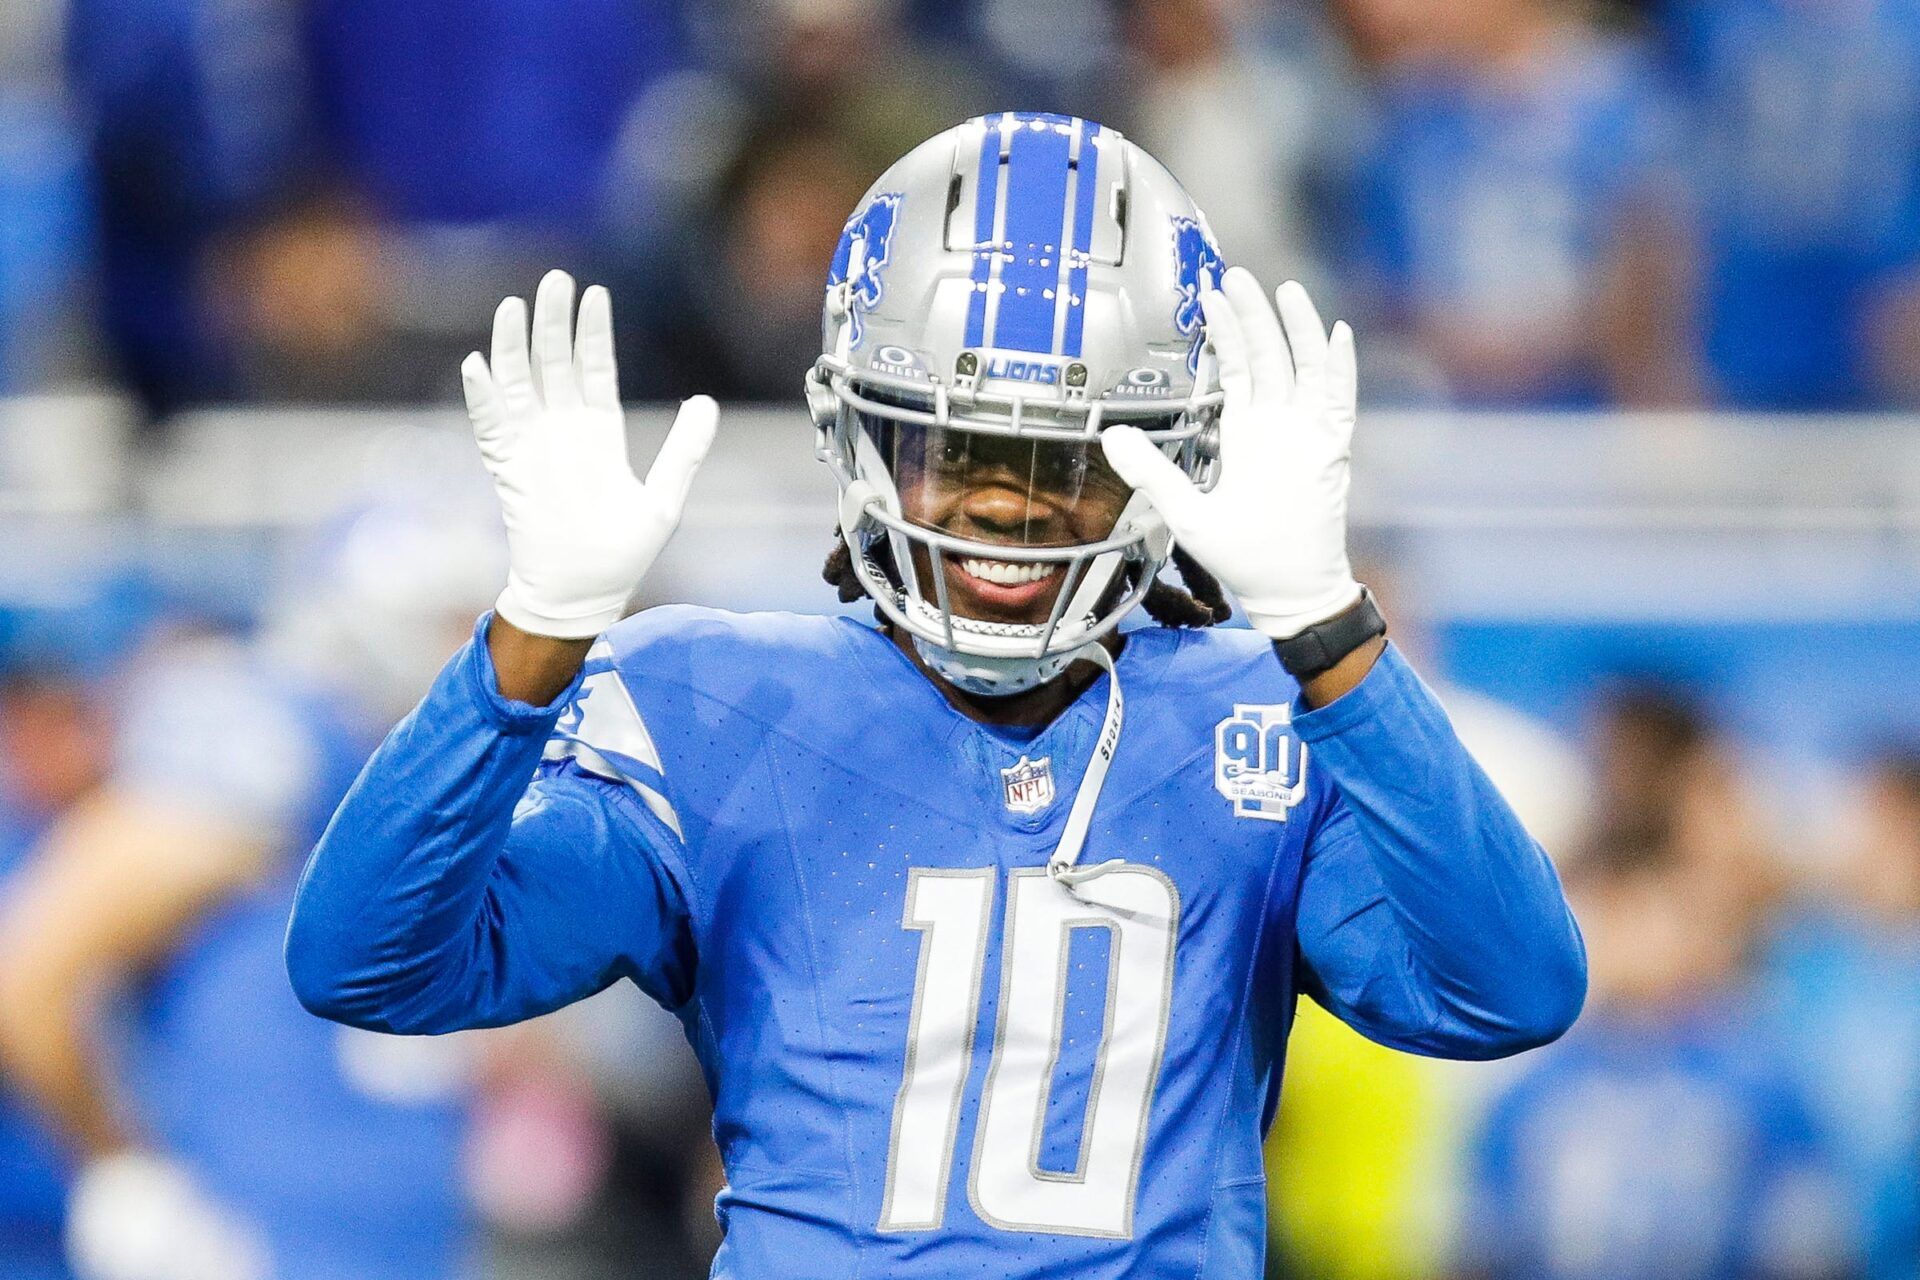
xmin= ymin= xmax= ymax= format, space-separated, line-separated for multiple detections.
xmin=1214 ymin=704 xmax=1307 ymax=821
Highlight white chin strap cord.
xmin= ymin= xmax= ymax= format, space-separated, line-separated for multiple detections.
xmin=1045 ymin=641 xmax=1129 ymax=892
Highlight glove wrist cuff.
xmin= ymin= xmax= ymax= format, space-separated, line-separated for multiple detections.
xmin=493 ymin=586 xmax=629 ymax=641
xmin=1242 ymin=581 xmax=1365 ymax=641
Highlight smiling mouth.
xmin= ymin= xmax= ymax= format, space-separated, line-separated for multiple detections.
xmin=949 ymin=555 xmax=1066 ymax=617
xmin=958 ymin=557 xmax=1054 ymax=586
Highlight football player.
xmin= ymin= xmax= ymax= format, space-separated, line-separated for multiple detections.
xmin=0 ymin=500 xmax=493 ymax=1280
xmin=288 ymin=112 xmax=1587 ymax=1277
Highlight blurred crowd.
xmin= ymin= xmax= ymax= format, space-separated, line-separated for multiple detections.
xmin=1268 ymin=595 xmax=1920 ymax=1280
xmin=0 ymin=498 xmax=726 ymax=1280
xmin=2 ymin=0 xmax=1920 ymax=417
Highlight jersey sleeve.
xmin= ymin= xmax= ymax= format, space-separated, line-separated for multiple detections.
xmin=286 ymin=616 xmax=696 ymax=1033
xmin=1290 ymin=643 xmax=1587 ymax=1059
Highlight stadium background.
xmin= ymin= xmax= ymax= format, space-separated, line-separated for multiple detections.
xmin=2 ymin=0 xmax=1919 ymax=1277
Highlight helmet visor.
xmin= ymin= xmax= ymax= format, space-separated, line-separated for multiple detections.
xmin=881 ymin=417 xmax=1135 ymax=547
xmin=857 ymin=409 xmax=1140 ymax=630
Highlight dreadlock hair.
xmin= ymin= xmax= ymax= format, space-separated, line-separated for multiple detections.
xmin=823 ymin=533 xmax=881 ymax=605
xmin=821 ymin=533 xmax=1232 ymax=629
xmin=1144 ymin=546 xmax=1231 ymax=628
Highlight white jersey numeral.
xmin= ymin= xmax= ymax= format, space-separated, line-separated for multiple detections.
xmin=878 ymin=865 xmax=1181 ymax=1239
xmin=879 ymin=869 xmax=997 ymax=1231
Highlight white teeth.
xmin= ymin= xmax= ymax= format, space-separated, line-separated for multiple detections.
xmin=960 ymin=558 xmax=1055 ymax=587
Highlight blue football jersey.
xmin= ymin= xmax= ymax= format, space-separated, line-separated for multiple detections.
xmin=107 ymin=645 xmax=469 ymax=1280
xmin=1464 ymin=1003 xmax=1850 ymax=1280
xmin=290 ymin=607 xmax=1586 ymax=1279
xmin=1757 ymin=910 xmax=1920 ymax=1280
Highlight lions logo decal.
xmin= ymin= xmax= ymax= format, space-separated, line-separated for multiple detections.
xmin=1171 ymin=216 xmax=1225 ymax=373
xmin=827 ymin=192 xmax=903 ymax=349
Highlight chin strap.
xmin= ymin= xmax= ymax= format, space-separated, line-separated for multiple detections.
xmin=911 ymin=631 xmax=1074 ymax=697
xmin=1046 ymin=641 xmax=1129 ymax=893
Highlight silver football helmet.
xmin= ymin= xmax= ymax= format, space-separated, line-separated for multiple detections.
xmin=809 ymin=111 xmax=1226 ymax=696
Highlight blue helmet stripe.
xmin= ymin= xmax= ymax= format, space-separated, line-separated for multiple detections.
xmin=1062 ymin=122 xmax=1101 ymax=358
xmin=1048 ymin=118 xmax=1084 ymax=355
xmin=963 ymin=113 xmax=1002 ymax=348
xmin=990 ymin=114 xmax=1074 ymax=354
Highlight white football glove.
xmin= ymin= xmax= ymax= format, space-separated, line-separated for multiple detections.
xmin=1102 ymin=267 xmax=1363 ymax=640
xmin=461 ymin=269 xmax=719 ymax=639
xmin=66 ymin=1150 xmax=269 ymax=1280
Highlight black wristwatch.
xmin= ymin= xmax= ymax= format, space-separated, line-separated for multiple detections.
xmin=1271 ymin=587 xmax=1387 ymax=682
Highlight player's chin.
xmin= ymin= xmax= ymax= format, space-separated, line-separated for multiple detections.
xmin=943 ymin=553 xmax=1068 ymax=626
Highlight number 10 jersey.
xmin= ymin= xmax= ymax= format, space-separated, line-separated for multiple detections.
xmin=291 ymin=604 xmax=1585 ymax=1279
xmin=514 ymin=606 xmax=1535 ymax=1278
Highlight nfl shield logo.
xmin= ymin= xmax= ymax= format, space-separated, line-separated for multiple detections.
xmin=1213 ymin=704 xmax=1308 ymax=821
xmin=1001 ymin=755 xmax=1055 ymax=814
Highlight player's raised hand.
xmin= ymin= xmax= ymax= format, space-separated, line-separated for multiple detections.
xmin=462 ymin=270 xmax=718 ymax=639
xmin=1101 ymin=266 xmax=1362 ymax=639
